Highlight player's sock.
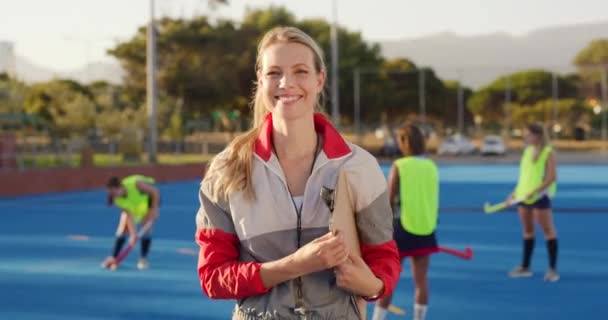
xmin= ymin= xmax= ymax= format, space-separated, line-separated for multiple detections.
xmin=522 ymin=237 xmax=535 ymax=269
xmin=141 ymin=236 xmax=152 ymax=258
xmin=371 ymin=305 xmax=388 ymax=320
xmin=546 ymin=238 xmax=558 ymax=269
xmin=112 ymin=235 xmax=127 ymax=257
xmin=413 ymin=303 xmax=428 ymax=320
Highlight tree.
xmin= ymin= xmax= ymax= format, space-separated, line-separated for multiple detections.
xmin=108 ymin=6 xmax=387 ymax=128
xmin=510 ymin=99 xmax=587 ymax=136
xmin=23 ymin=79 xmax=96 ymax=137
xmin=468 ymin=70 xmax=578 ymax=125
xmin=443 ymin=81 xmax=474 ymax=131
xmin=573 ymin=39 xmax=608 ymax=101
xmin=353 ymin=58 xmax=449 ymax=127
xmin=0 ymin=73 xmax=27 ymax=115
xmin=574 ymin=39 xmax=608 ymax=68
xmin=109 ymin=16 xmax=253 ymax=121
xmin=241 ymin=6 xmax=296 ymax=31
xmin=297 ymin=19 xmax=386 ymax=126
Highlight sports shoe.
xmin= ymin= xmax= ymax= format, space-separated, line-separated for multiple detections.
xmin=508 ymin=266 xmax=533 ymax=278
xmin=137 ymin=258 xmax=149 ymax=270
xmin=543 ymin=269 xmax=560 ymax=282
xmin=101 ymin=256 xmax=117 ymax=270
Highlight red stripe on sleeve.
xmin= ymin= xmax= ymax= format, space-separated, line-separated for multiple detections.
xmin=360 ymin=240 xmax=401 ymax=301
xmin=195 ymin=228 xmax=270 ymax=299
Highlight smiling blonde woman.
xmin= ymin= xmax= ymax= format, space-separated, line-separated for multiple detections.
xmin=194 ymin=26 xmax=401 ymax=319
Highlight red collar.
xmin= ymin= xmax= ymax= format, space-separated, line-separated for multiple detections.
xmin=254 ymin=113 xmax=351 ymax=162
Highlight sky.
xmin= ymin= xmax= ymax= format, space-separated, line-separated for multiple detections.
xmin=0 ymin=0 xmax=607 ymax=72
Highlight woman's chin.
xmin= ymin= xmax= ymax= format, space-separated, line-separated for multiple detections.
xmin=272 ymin=105 xmax=312 ymax=120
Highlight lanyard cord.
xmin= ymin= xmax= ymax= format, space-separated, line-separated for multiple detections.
xmin=272 ymin=133 xmax=320 ymax=246
xmin=272 ymin=133 xmax=320 ymax=314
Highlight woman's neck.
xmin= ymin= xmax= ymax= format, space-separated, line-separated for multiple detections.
xmin=271 ymin=114 xmax=318 ymax=161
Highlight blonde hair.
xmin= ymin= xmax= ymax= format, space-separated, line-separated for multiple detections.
xmin=206 ymin=26 xmax=327 ymax=201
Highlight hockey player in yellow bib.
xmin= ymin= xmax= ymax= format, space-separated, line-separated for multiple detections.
xmin=373 ymin=123 xmax=439 ymax=320
xmin=102 ymin=175 xmax=160 ymax=270
xmin=506 ymin=124 xmax=559 ymax=282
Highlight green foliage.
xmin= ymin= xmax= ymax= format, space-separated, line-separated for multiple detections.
xmin=0 ymin=73 xmax=27 ymax=116
xmin=573 ymin=39 xmax=608 ymax=101
xmin=509 ymin=98 xmax=587 ymax=136
xmin=165 ymin=110 xmax=184 ymax=139
xmin=242 ymin=6 xmax=296 ymax=31
xmin=442 ymin=80 xmax=474 ymax=128
xmin=297 ymin=18 xmax=385 ymax=123
xmin=108 ymin=6 xmax=386 ymax=125
xmin=574 ymin=39 xmax=608 ymax=67
xmin=468 ymin=70 xmax=578 ymax=124
xmin=23 ymin=79 xmax=96 ymax=137
xmin=118 ymin=126 xmax=144 ymax=162
xmin=22 ymin=6 xmax=605 ymax=139
xmin=109 ymin=16 xmax=248 ymax=120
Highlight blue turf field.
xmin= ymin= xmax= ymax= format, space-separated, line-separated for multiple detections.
xmin=1 ymin=164 xmax=607 ymax=319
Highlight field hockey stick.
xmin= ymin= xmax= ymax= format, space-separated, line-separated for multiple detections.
xmin=483 ymin=200 xmax=513 ymax=214
xmin=483 ymin=197 xmax=526 ymax=214
xmin=484 ymin=188 xmax=550 ymax=214
xmin=388 ymin=304 xmax=406 ymax=315
xmin=113 ymin=220 xmax=154 ymax=265
xmin=438 ymin=246 xmax=473 ymax=260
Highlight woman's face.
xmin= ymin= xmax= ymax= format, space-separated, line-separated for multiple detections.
xmin=399 ymin=135 xmax=411 ymax=156
xmin=107 ymin=186 xmax=124 ymax=197
xmin=524 ymin=129 xmax=540 ymax=145
xmin=258 ymin=42 xmax=325 ymax=121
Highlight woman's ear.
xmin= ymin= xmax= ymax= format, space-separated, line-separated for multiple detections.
xmin=316 ymin=69 xmax=326 ymax=93
xmin=257 ymin=71 xmax=263 ymax=88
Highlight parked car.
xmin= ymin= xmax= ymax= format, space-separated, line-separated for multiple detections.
xmin=480 ymin=135 xmax=507 ymax=156
xmin=437 ymin=134 xmax=476 ymax=155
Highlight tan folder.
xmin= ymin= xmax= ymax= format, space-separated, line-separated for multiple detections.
xmin=324 ymin=169 xmax=367 ymax=319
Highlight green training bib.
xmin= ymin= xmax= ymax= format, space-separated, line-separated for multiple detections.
xmin=394 ymin=157 xmax=439 ymax=235
xmin=113 ymin=175 xmax=155 ymax=223
xmin=514 ymin=145 xmax=557 ymax=204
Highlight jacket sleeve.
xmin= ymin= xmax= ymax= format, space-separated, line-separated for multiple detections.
xmin=195 ymin=182 xmax=270 ymax=299
xmin=347 ymin=150 xmax=402 ymax=301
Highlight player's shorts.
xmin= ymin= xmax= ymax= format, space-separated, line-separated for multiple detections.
xmin=518 ymin=195 xmax=551 ymax=210
xmin=394 ymin=219 xmax=438 ymax=259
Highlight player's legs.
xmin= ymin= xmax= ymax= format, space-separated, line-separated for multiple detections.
xmin=102 ymin=212 xmax=129 ymax=269
xmin=113 ymin=212 xmax=128 ymax=255
xmin=509 ymin=206 xmax=535 ymax=277
xmin=137 ymin=209 xmax=158 ymax=269
xmin=411 ymin=255 xmax=430 ymax=320
xmin=534 ymin=206 xmax=559 ymax=281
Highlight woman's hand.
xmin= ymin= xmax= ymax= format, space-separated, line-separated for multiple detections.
xmin=260 ymin=232 xmax=348 ymax=289
xmin=335 ymin=253 xmax=384 ymax=297
xmin=292 ymin=232 xmax=349 ymax=275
